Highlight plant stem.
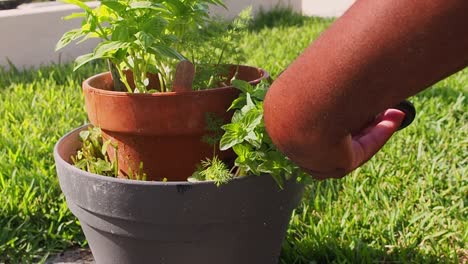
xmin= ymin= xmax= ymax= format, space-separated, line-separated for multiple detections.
xmin=155 ymin=61 xmax=169 ymax=92
xmin=114 ymin=144 xmax=119 ymax=177
xmin=114 ymin=64 xmax=133 ymax=93
xmin=108 ymin=60 xmax=126 ymax=92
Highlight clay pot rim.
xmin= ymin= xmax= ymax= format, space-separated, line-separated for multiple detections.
xmin=54 ymin=124 xmax=254 ymax=185
xmin=83 ymin=65 xmax=269 ymax=98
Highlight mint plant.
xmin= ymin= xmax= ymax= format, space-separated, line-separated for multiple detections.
xmin=219 ymin=80 xmax=309 ymax=187
xmin=192 ymin=80 xmax=310 ymax=187
xmin=56 ymin=0 xmax=248 ymax=93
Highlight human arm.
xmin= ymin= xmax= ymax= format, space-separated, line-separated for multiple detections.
xmin=263 ymin=0 xmax=468 ymax=179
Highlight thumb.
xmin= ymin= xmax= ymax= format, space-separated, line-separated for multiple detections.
xmin=351 ymin=109 xmax=405 ymax=168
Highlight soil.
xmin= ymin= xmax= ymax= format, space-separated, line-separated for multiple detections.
xmin=46 ymin=247 xmax=94 ymax=264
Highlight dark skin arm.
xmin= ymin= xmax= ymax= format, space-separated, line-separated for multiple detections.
xmin=263 ymin=0 xmax=468 ymax=179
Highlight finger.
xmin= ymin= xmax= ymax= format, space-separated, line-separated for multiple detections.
xmin=351 ymin=109 xmax=405 ymax=169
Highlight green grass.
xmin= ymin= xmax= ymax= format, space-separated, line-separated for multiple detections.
xmin=1 ymin=10 xmax=467 ymax=263
xmin=0 ymin=63 xmax=106 ymax=262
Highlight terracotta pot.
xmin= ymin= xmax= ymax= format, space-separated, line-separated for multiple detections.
xmin=83 ymin=65 xmax=268 ymax=181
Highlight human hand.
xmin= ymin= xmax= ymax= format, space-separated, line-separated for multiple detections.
xmin=306 ymin=108 xmax=407 ymax=180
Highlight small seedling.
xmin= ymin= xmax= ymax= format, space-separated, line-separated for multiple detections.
xmin=72 ymin=127 xmax=118 ymax=177
xmin=189 ymin=156 xmax=233 ymax=186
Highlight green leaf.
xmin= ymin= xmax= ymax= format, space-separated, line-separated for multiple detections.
xmin=269 ymin=173 xmax=285 ymax=189
xmin=142 ymin=17 xmax=168 ymax=36
xmin=76 ymin=32 xmax=101 ymax=44
xmin=94 ymin=5 xmax=113 ymax=23
xmin=164 ymin=0 xmax=186 ymax=16
xmin=239 ymin=94 xmax=257 ymax=115
xmin=228 ymin=94 xmax=246 ymax=111
xmin=232 ymin=144 xmax=251 ymax=161
xmin=82 ymin=15 xmax=98 ymax=34
xmin=101 ymin=0 xmax=126 ymax=13
xmin=232 ymin=79 xmax=254 ymax=93
xmin=242 ymin=93 xmax=255 ymax=112
xmin=220 ymin=123 xmax=245 ymax=151
xmin=94 ymin=160 xmax=113 ymax=173
xmin=234 ymin=151 xmax=262 ymax=176
xmin=93 ymin=41 xmax=130 ymax=58
xmin=59 ymin=0 xmax=92 ymax=12
xmin=230 ymin=111 xmax=244 ymax=123
xmin=149 ymin=45 xmax=185 ymax=61
xmin=245 ymin=131 xmax=262 ymax=148
xmin=251 ymin=83 xmax=268 ymax=100
xmin=79 ymin=130 xmax=90 ymax=141
xmin=241 ymin=108 xmax=263 ymax=132
xmin=129 ymin=1 xmax=168 ymax=13
xmin=111 ymin=24 xmax=129 ymax=41
xmin=73 ymin=53 xmax=95 ymax=70
xmin=55 ymin=29 xmax=85 ymax=51
xmin=63 ymin=12 xmax=86 ymax=20
xmin=134 ymin=31 xmax=155 ymax=50
xmin=101 ymin=140 xmax=112 ymax=156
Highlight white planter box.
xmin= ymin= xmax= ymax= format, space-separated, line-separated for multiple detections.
xmin=215 ymin=0 xmax=355 ymax=19
xmin=0 ymin=0 xmax=354 ymax=69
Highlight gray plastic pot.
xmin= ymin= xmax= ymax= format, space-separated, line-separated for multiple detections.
xmin=54 ymin=125 xmax=305 ymax=264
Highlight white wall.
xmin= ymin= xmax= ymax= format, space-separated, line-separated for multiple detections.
xmin=0 ymin=2 xmax=100 ymax=69
xmin=302 ymin=0 xmax=355 ymax=17
xmin=210 ymin=0 xmax=302 ymax=19
xmin=0 ymin=0 xmax=355 ymax=69
xmin=212 ymin=0 xmax=355 ymax=19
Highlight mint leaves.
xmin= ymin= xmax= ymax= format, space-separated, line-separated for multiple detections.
xmin=220 ymin=80 xmax=308 ymax=187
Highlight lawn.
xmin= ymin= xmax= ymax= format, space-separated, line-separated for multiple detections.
xmin=0 ymin=10 xmax=467 ymax=263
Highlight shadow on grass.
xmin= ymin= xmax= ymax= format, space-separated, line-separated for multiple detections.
xmin=249 ymin=5 xmax=306 ymax=32
xmin=249 ymin=5 xmax=333 ymax=33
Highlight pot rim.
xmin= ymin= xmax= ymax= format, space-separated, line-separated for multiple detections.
xmin=83 ymin=65 xmax=269 ymax=98
xmin=54 ymin=125 xmax=254 ymax=186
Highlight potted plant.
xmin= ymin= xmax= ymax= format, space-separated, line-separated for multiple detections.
xmin=56 ymin=0 xmax=270 ymax=181
xmin=54 ymin=0 xmax=307 ymax=262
